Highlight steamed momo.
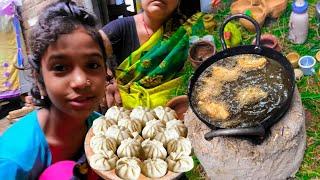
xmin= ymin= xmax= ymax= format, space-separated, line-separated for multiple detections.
xmin=131 ymin=132 xmax=144 ymax=144
xmin=153 ymin=106 xmax=177 ymax=122
xmin=130 ymin=106 xmax=156 ymax=126
xmin=116 ymin=157 xmax=142 ymax=180
xmin=105 ymin=125 xmax=131 ymax=145
xmin=89 ymin=150 xmax=118 ymax=171
xmin=117 ymin=138 xmax=142 ymax=158
xmin=166 ymin=119 xmax=188 ymax=137
xmin=90 ymin=134 xmax=117 ymax=153
xmin=166 ymin=152 xmax=194 ymax=173
xmin=142 ymin=158 xmax=168 ymax=178
xmin=105 ymin=106 xmax=130 ymax=122
xmin=142 ymin=119 xmax=165 ymax=139
xmin=167 ymin=137 xmax=192 ymax=155
xmin=141 ymin=139 xmax=167 ymax=160
xmin=92 ymin=116 xmax=116 ymax=135
xmin=118 ymin=117 xmax=142 ymax=134
xmin=154 ymin=129 xmax=180 ymax=147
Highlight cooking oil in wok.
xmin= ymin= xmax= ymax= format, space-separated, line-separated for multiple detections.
xmin=192 ymin=54 xmax=291 ymax=128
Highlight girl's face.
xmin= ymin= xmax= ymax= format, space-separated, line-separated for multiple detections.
xmin=40 ymin=28 xmax=106 ymax=119
xmin=142 ymin=0 xmax=179 ymax=19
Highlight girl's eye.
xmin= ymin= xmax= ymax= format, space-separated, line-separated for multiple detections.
xmin=53 ymin=64 xmax=67 ymax=72
xmin=87 ymin=62 xmax=102 ymax=69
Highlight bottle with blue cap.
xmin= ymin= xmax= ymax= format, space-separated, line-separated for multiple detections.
xmin=288 ymin=0 xmax=309 ymax=44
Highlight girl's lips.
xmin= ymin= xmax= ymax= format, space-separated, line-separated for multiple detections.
xmin=69 ymin=96 xmax=95 ymax=109
xmin=151 ymin=0 xmax=166 ymax=6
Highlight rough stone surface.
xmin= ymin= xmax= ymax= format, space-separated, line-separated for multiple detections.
xmin=185 ymin=87 xmax=306 ymax=180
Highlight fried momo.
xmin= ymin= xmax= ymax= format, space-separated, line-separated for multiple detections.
xmin=199 ymin=101 xmax=230 ymax=120
xmin=211 ymin=66 xmax=241 ymax=82
xmin=237 ymin=56 xmax=267 ymax=71
xmin=237 ymin=86 xmax=268 ymax=106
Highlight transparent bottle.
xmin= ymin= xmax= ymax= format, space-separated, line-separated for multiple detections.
xmin=288 ymin=0 xmax=309 ymax=44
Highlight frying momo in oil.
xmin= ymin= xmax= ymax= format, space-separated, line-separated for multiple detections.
xmin=90 ymin=134 xmax=117 ymax=153
xmin=199 ymin=101 xmax=230 ymax=120
xmin=237 ymin=55 xmax=267 ymax=71
xmin=236 ymin=86 xmax=268 ymax=106
xmin=116 ymin=157 xmax=142 ymax=180
xmin=142 ymin=158 xmax=168 ymax=178
xmin=89 ymin=150 xmax=118 ymax=171
xmin=211 ymin=66 xmax=241 ymax=82
xmin=166 ymin=152 xmax=194 ymax=173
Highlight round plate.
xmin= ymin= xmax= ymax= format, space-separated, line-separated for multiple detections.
xmin=84 ymin=128 xmax=183 ymax=180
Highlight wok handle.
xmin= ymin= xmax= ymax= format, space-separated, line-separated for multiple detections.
xmin=219 ymin=14 xmax=261 ymax=50
xmin=204 ymin=126 xmax=265 ymax=140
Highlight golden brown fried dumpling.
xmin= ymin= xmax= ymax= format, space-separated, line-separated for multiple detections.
xmin=141 ymin=139 xmax=167 ymax=160
xmin=105 ymin=125 xmax=131 ymax=145
xmin=130 ymin=106 xmax=156 ymax=127
xmin=142 ymin=119 xmax=165 ymax=139
xmin=237 ymin=56 xmax=267 ymax=71
xmin=142 ymin=158 xmax=168 ymax=178
xmin=236 ymin=86 xmax=268 ymax=106
xmin=105 ymin=106 xmax=130 ymax=122
xmin=90 ymin=134 xmax=117 ymax=153
xmin=153 ymin=106 xmax=177 ymax=122
xmin=167 ymin=137 xmax=192 ymax=155
xmin=166 ymin=119 xmax=188 ymax=137
xmin=89 ymin=150 xmax=118 ymax=171
xmin=199 ymin=101 xmax=230 ymax=120
xmin=92 ymin=116 xmax=116 ymax=135
xmin=211 ymin=66 xmax=241 ymax=82
xmin=117 ymin=138 xmax=142 ymax=158
xmin=166 ymin=152 xmax=194 ymax=173
xmin=116 ymin=157 xmax=142 ymax=180
xmin=118 ymin=117 xmax=142 ymax=134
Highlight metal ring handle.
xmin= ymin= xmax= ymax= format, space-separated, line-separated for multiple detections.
xmin=219 ymin=14 xmax=261 ymax=50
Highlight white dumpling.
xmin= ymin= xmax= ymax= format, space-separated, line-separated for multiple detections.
xmin=89 ymin=150 xmax=118 ymax=171
xmin=153 ymin=106 xmax=177 ymax=122
xmin=166 ymin=119 xmax=188 ymax=137
xmin=142 ymin=158 xmax=168 ymax=178
xmin=154 ymin=129 xmax=180 ymax=147
xmin=105 ymin=125 xmax=131 ymax=145
xmin=141 ymin=139 xmax=167 ymax=160
xmin=166 ymin=152 xmax=194 ymax=173
xmin=118 ymin=117 xmax=142 ymax=134
xmin=90 ymin=134 xmax=117 ymax=153
xmin=142 ymin=119 xmax=165 ymax=139
xmin=116 ymin=157 xmax=142 ymax=180
xmin=167 ymin=137 xmax=192 ymax=155
xmin=117 ymin=138 xmax=142 ymax=158
xmin=131 ymin=132 xmax=144 ymax=144
xmin=92 ymin=116 xmax=116 ymax=135
xmin=130 ymin=106 xmax=156 ymax=127
xmin=105 ymin=106 xmax=130 ymax=122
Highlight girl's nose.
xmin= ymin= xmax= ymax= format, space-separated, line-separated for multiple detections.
xmin=70 ymin=69 xmax=89 ymax=89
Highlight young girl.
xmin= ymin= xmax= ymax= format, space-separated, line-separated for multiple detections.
xmin=0 ymin=1 xmax=109 ymax=178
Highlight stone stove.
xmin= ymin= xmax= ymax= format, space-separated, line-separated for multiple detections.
xmin=184 ymin=87 xmax=306 ymax=179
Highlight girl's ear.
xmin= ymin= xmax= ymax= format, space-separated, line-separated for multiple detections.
xmin=34 ymin=72 xmax=48 ymax=99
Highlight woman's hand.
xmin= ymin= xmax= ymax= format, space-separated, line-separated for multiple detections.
xmin=102 ymin=78 xmax=122 ymax=108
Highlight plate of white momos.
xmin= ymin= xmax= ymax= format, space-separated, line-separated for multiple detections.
xmin=84 ymin=106 xmax=194 ymax=180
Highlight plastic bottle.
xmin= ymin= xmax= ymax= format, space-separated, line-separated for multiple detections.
xmin=288 ymin=0 xmax=309 ymax=44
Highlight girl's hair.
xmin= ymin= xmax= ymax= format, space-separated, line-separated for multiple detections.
xmin=28 ymin=0 xmax=108 ymax=107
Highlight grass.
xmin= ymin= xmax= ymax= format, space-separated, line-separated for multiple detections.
xmin=182 ymin=0 xmax=320 ymax=179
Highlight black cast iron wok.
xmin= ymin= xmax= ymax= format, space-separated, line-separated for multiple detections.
xmin=187 ymin=14 xmax=295 ymax=140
